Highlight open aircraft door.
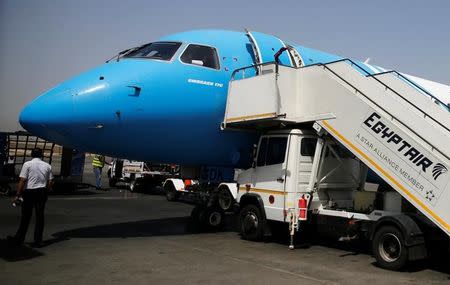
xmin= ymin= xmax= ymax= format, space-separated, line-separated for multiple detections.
xmin=245 ymin=30 xmax=301 ymax=68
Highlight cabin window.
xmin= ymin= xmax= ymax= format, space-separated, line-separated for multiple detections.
xmin=125 ymin=42 xmax=181 ymax=61
xmin=180 ymin=44 xmax=220 ymax=69
xmin=257 ymin=137 xmax=288 ymax=166
xmin=301 ymin=138 xmax=318 ymax=156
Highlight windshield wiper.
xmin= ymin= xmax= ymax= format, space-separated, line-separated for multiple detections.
xmin=106 ymin=46 xmax=140 ymax=63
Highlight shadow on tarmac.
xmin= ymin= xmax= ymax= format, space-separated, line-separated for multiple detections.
xmin=49 ymin=214 xmax=448 ymax=275
xmin=51 ymin=215 xmax=237 ymax=241
xmin=0 ymin=239 xmax=44 ymax=262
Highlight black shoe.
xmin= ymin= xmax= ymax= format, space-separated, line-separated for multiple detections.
xmin=6 ymin=235 xmax=22 ymax=246
xmin=31 ymin=241 xmax=43 ymax=248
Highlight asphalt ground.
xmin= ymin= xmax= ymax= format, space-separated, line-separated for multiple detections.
xmin=0 ymin=170 xmax=449 ymax=284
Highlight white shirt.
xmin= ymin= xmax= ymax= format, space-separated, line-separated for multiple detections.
xmin=19 ymin=158 xmax=53 ymax=189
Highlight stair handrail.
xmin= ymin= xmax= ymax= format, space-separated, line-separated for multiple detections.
xmin=322 ymin=59 xmax=450 ymax=134
xmin=229 ymin=60 xmax=449 ymax=159
xmin=313 ymin=60 xmax=450 ymax=160
xmin=231 ymin=59 xmax=449 ymax=133
xmin=369 ymin=70 xmax=449 ymax=112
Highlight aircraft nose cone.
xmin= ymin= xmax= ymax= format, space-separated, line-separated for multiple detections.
xmin=19 ymin=88 xmax=75 ymax=144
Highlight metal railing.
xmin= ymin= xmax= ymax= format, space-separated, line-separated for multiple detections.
xmin=231 ymin=59 xmax=450 ymax=132
xmin=228 ymin=59 xmax=450 ymax=160
xmin=369 ymin=70 xmax=450 ymax=111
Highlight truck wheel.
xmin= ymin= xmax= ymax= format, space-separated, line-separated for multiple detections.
xmin=239 ymin=204 xmax=264 ymax=241
xmin=191 ymin=205 xmax=204 ymax=224
xmin=165 ymin=183 xmax=179 ymax=201
xmin=218 ymin=187 xmax=233 ymax=211
xmin=372 ymin=225 xmax=408 ymax=270
xmin=203 ymin=206 xmax=224 ymax=230
xmin=129 ymin=177 xmax=137 ymax=192
xmin=109 ymin=177 xmax=117 ymax=187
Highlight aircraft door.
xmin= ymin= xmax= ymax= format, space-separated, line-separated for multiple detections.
xmin=245 ymin=30 xmax=294 ymax=67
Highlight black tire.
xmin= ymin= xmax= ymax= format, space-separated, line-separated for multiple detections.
xmin=128 ymin=177 xmax=137 ymax=192
xmin=239 ymin=204 xmax=264 ymax=241
xmin=109 ymin=177 xmax=117 ymax=187
xmin=202 ymin=206 xmax=224 ymax=230
xmin=0 ymin=184 xmax=12 ymax=196
xmin=372 ymin=225 xmax=408 ymax=270
xmin=191 ymin=205 xmax=204 ymax=225
xmin=165 ymin=182 xmax=179 ymax=201
xmin=218 ymin=187 xmax=233 ymax=211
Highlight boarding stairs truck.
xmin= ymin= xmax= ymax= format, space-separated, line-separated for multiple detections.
xmin=218 ymin=59 xmax=450 ymax=270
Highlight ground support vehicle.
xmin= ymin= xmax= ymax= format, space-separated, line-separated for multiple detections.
xmin=163 ymin=166 xmax=238 ymax=230
xmin=108 ymin=159 xmax=178 ymax=192
xmin=215 ymin=59 xmax=450 ymax=270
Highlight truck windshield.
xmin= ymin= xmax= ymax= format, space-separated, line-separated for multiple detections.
xmin=124 ymin=42 xmax=181 ymax=61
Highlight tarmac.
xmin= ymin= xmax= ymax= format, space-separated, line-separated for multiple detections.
xmin=0 ymin=166 xmax=449 ymax=284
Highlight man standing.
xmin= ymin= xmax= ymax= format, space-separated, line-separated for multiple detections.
xmin=10 ymin=148 xmax=53 ymax=247
xmin=92 ymin=154 xmax=105 ymax=190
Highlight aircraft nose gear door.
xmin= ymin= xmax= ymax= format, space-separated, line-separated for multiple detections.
xmin=245 ymin=29 xmax=295 ymax=67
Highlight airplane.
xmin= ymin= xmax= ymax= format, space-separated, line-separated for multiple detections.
xmin=18 ymin=29 xmax=450 ymax=176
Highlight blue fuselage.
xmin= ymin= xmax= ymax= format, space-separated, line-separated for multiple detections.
xmin=19 ymin=29 xmax=388 ymax=168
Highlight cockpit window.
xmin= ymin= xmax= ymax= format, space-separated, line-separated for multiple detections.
xmin=124 ymin=42 xmax=181 ymax=61
xmin=180 ymin=44 xmax=220 ymax=69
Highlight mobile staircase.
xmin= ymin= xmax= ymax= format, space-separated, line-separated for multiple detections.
xmin=222 ymin=59 xmax=450 ymax=269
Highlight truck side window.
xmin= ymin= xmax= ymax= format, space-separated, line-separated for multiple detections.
xmin=266 ymin=137 xmax=288 ymax=165
xmin=257 ymin=137 xmax=288 ymax=166
xmin=257 ymin=137 xmax=268 ymax=167
xmin=301 ymin=138 xmax=318 ymax=156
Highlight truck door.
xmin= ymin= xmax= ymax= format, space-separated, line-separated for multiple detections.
xmin=297 ymin=137 xmax=318 ymax=193
xmin=252 ymin=135 xmax=289 ymax=220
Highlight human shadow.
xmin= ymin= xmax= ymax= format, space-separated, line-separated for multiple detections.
xmin=0 ymin=239 xmax=43 ymax=262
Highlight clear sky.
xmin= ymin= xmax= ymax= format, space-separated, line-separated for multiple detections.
xmin=1 ymin=0 xmax=449 ymax=131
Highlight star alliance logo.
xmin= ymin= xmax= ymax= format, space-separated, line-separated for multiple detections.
xmin=432 ymin=163 xmax=448 ymax=180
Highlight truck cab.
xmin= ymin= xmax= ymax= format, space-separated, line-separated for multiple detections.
xmin=235 ymin=128 xmax=370 ymax=221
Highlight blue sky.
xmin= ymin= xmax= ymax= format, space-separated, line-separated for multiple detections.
xmin=1 ymin=0 xmax=449 ymax=131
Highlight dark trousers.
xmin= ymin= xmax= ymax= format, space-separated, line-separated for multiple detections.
xmin=15 ymin=189 xmax=48 ymax=243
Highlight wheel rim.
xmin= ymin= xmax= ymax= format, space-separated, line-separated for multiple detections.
xmin=378 ymin=233 xmax=402 ymax=262
xmin=209 ymin=212 xmax=222 ymax=226
xmin=218 ymin=190 xmax=232 ymax=210
xmin=242 ymin=212 xmax=258 ymax=235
